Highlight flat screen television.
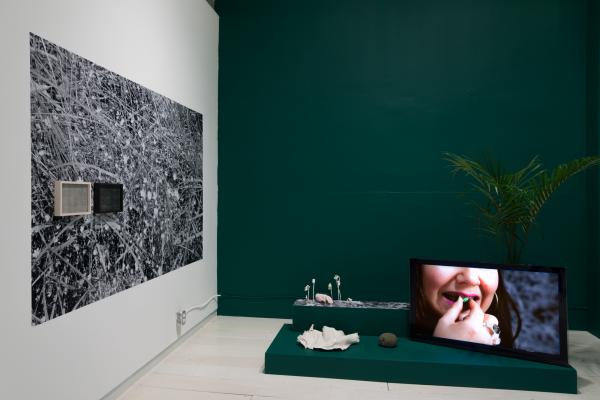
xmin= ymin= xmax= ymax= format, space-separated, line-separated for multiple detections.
xmin=410 ymin=258 xmax=568 ymax=366
xmin=93 ymin=183 xmax=123 ymax=214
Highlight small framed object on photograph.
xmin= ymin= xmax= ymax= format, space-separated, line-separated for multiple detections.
xmin=54 ymin=181 xmax=92 ymax=216
xmin=93 ymin=183 xmax=124 ymax=214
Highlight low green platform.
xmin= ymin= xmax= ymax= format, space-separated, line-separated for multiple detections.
xmin=292 ymin=299 xmax=409 ymax=336
xmin=265 ymin=324 xmax=577 ymax=394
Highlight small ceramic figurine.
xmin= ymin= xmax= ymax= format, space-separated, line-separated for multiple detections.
xmin=315 ymin=293 xmax=333 ymax=304
xmin=311 ymin=278 xmax=316 ymax=301
xmin=328 ymin=282 xmax=333 ymax=298
xmin=333 ymin=274 xmax=341 ymax=301
xmin=304 ymin=284 xmax=310 ymax=300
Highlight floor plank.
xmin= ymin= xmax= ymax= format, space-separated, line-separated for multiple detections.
xmin=118 ymin=317 xmax=600 ymax=400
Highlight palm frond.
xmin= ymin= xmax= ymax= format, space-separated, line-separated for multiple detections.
xmin=443 ymin=152 xmax=600 ymax=264
xmin=443 ymin=152 xmax=495 ymax=188
xmin=529 ymin=156 xmax=600 ymax=221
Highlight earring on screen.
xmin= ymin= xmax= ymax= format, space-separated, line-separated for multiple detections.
xmin=494 ymin=292 xmax=499 ymax=307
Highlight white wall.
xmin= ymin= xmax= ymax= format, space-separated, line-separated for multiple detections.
xmin=0 ymin=1 xmax=218 ymax=399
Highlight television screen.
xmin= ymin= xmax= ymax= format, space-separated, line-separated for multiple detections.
xmin=93 ymin=183 xmax=123 ymax=213
xmin=410 ymin=258 xmax=568 ymax=365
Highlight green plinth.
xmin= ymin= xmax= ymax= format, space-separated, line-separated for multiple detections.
xmin=265 ymin=324 xmax=577 ymax=394
xmin=292 ymin=299 xmax=409 ymax=336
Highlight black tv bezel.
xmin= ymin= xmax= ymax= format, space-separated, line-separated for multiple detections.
xmin=93 ymin=183 xmax=124 ymax=214
xmin=409 ymin=258 xmax=569 ymax=366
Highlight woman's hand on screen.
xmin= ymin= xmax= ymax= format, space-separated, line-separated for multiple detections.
xmin=433 ymin=296 xmax=498 ymax=345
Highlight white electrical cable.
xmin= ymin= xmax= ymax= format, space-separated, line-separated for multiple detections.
xmin=177 ymin=294 xmax=221 ymax=326
xmin=185 ymin=294 xmax=221 ymax=314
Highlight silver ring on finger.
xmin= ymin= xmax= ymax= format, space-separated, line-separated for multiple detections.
xmin=483 ymin=322 xmax=501 ymax=345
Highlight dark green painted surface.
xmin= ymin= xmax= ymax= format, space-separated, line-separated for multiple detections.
xmin=265 ymin=324 xmax=577 ymax=393
xmin=217 ymin=0 xmax=591 ymax=329
xmin=292 ymin=302 xmax=409 ymax=336
xmin=588 ymin=0 xmax=600 ymax=339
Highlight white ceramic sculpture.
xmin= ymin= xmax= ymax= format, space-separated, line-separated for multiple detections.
xmin=297 ymin=324 xmax=359 ymax=351
xmin=333 ymin=274 xmax=341 ymax=300
xmin=315 ymin=293 xmax=333 ymax=304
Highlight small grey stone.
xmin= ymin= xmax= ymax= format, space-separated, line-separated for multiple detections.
xmin=378 ymin=332 xmax=397 ymax=348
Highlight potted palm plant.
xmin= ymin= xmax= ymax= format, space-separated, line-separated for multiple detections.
xmin=443 ymin=152 xmax=600 ymax=264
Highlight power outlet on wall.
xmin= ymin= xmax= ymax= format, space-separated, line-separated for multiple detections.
xmin=176 ymin=310 xmax=187 ymax=326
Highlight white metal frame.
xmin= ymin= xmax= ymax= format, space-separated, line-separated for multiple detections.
xmin=54 ymin=180 xmax=92 ymax=216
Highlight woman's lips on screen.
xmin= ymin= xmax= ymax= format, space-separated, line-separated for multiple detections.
xmin=441 ymin=291 xmax=480 ymax=304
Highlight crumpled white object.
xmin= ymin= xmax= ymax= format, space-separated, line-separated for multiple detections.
xmin=297 ymin=324 xmax=360 ymax=350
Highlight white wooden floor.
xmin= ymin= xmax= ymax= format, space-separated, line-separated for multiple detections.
xmin=118 ymin=316 xmax=600 ymax=400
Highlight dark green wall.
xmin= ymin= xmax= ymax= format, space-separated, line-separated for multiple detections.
xmin=587 ymin=0 xmax=600 ymax=338
xmin=217 ymin=0 xmax=592 ymax=328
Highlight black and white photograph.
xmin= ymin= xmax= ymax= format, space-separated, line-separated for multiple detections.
xmin=30 ymin=33 xmax=203 ymax=325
